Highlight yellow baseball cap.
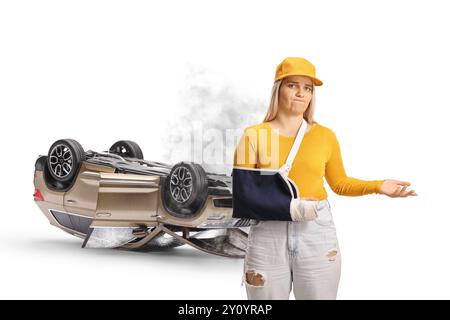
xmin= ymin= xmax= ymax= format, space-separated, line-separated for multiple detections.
xmin=274 ymin=57 xmax=323 ymax=86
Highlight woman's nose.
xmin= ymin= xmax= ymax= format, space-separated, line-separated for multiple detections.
xmin=296 ymin=89 xmax=305 ymax=97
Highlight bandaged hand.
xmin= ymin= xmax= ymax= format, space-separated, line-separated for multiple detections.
xmin=290 ymin=198 xmax=318 ymax=222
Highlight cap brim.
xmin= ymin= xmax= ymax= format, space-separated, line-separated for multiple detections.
xmin=275 ymin=73 xmax=323 ymax=86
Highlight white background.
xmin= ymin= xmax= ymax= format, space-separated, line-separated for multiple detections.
xmin=1 ymin=0 xmax=449 ymax=299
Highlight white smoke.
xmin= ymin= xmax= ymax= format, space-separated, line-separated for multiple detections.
xmin=162 ymin=64 xmax=267 ymax=175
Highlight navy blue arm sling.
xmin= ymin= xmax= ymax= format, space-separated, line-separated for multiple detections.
xmin=232 ymin=120 xmax=315 ymax=221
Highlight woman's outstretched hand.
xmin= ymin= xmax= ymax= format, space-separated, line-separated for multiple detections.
xmin=379 ymin=179 xmax=418 ymax=197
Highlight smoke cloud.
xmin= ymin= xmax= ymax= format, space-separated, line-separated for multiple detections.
xmin=161 ymin=65 xmax=267 ymax=175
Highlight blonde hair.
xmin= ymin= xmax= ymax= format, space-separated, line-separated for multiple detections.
xmin=263 ymin=78 xmax=317 ymax=125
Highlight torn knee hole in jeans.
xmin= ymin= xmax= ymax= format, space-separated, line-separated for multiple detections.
xmin=245 ymin=271 xmax=265 ymax=287
xmin=327 ymin=248 xmax=338 ymax=261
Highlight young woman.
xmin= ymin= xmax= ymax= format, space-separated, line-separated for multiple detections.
xmin=233 ymin=57 xmax=417 ymax=300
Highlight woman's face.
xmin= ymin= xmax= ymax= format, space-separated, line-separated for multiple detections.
xmin=278 ymin=75 xmax=313 ymax=116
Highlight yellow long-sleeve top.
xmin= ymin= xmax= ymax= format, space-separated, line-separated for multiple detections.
xmin=233 ymin=121 xmax=385 ymax=200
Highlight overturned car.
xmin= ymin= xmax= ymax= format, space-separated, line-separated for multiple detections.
xmin=33 ymin=139 xmax=252 ymax=257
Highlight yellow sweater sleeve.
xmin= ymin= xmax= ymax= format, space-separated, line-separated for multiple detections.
xmin=233 ymin=123 xmax=384 ymax=198
xmin=325 ymin=131 xmax=385 ymax=196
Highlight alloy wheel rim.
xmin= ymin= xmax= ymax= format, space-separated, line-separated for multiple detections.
xmin=169 ymin=166 xmax=193 ymax=203
xmin=49 ymin=144 xmax=73 ymax=178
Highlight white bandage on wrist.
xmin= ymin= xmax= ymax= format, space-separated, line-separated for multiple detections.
xmin=290 ymin=198 xmax=318 ymax=222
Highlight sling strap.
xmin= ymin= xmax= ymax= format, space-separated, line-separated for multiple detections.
xmin=278 ymin=119 xmax=309 ymax=178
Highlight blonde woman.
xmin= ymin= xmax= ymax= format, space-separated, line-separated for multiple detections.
xmin=233 ymin=57 xmax=417 ymax=300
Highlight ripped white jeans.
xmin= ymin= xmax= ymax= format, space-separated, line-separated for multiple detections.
xmin=243 ymin=199 xmax=341 ymax=300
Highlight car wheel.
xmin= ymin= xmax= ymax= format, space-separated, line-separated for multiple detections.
xmin=109 ymin=140 xmax=144 ymax=159
xmin=162 ymin=162 xmax=208 ymax=218
xmin=47 ymin=139 xmax=85 ymax=183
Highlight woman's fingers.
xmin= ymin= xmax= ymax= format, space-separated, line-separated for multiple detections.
xmin=401 ymin=187 xmax=409 ymax=196
xmin=400 ymin=188 xmax=410 ymax=197
xmin=379 ymin=179 xmax=418 ymax=197
xmin=386 ymin=180 xmax=417 ymax=197
xmin=398 ymin=187 xmax=418 ymax=197
xmin=395 ymin=186 xmax=404 ymax=196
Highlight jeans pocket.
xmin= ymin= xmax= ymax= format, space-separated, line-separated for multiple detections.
xmin=313 ymin=203 xmax=334 ymax=226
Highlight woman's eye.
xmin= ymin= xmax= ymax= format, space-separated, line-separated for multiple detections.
xmin=288 ymin=83 xmax=312 ymax=91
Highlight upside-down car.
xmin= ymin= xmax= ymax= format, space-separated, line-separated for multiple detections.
xmin=33 ymin=139 xmax=252 ymax=257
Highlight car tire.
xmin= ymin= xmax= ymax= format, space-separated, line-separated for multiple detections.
xmin=46 ymin=139 xmax=85 ymax=184
xmin=161 ymin=162 xmax=208 ymax=218
xmin=109 ymin=140 xmax=144 ymax=159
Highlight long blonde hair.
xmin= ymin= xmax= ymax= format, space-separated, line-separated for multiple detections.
xmin=263 ymin=78 xmax=317 ymax=124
